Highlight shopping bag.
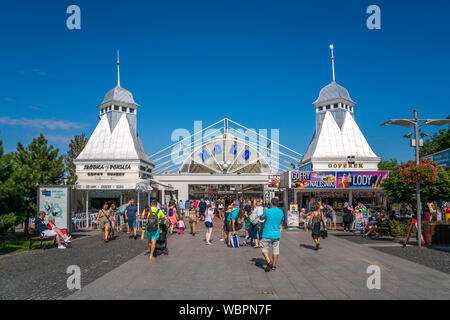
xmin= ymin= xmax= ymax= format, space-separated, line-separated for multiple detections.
xmin=232 ymin=234 xmax=239 ymax=248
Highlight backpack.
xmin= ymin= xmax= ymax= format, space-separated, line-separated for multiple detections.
xmin=119 ymin=205 xmax=127 ymax=214
xmin=249 ymin=212 xmax=259 ymax=225
xmin=168 ymin=207 xmax=174 ymax=217
xmin=146 ymin=210 xmax=160 ymax=232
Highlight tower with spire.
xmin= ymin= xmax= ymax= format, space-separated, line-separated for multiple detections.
xmin=75 ymin=52 xmax=153 ymax=189
xmin=301 ymin=45 xmax=380 ymax=171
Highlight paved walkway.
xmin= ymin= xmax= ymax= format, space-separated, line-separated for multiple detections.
xmin=68 ymin=229 xmax=450 ymax=300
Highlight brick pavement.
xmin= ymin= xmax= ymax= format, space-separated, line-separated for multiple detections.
xmin=67 ymin=227 xmax=450 ymax=300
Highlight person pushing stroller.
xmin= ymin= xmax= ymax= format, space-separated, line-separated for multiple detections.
xmin=145 ymin=200 xmax=166 ymax=261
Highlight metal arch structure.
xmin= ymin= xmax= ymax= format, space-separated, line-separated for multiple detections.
xmin=149 ymin=118 xmax=303 ymax=175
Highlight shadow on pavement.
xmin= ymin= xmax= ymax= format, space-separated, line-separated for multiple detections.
xmin=299 ymin=244 xmax=316 ymax=250
xmin=250 ymin=258 xmax=266 ymax=270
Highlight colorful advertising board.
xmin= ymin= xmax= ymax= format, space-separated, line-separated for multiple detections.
xmin=287 ymin=204 xmax=300 ymax=228
xmin=37 ymin=186 xmax=71 ymax=231
xmin=290 ymin=171 xmax=336 ymax=189
xmin=335 ymin=171 xmax=389 ymax=189
xmin=280 ymin=171 xmax=389 ymax=189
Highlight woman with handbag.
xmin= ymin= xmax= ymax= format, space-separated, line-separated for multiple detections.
xmin=96 ymin=202 xmax=111 ymax=243
xmin=309 ymin=202 xmax=327 ymax=251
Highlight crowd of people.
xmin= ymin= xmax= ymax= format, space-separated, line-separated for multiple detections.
xmin=32 ymin=193 xmax=400 ymax=270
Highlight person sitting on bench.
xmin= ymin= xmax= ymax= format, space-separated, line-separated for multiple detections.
xmin=31 ymin=211 xmax=70 ymax=249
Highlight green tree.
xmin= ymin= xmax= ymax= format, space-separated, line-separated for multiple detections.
xmin=383 ymin=160 xmax=450 ymax=205
xmin=0 ymin=140 xmax=20 ymax=234
xmin=12 ymin=134 xmax=65 ymax=232
xmin=64 ymin=133 xmax=88 ymax=185
xmin=378 ymin=158 xmax=400 ymax=171
xmin=420 ymin=126 xmax=450 ymax=156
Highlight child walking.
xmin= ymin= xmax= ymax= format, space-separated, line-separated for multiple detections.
xmin=178 ymin=218 xmax=185 ymax=235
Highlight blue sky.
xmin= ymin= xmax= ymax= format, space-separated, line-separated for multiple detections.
xmin=0 ymin=0 xmax=449 ymax=163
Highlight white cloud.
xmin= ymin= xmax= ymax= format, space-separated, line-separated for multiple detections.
xmin=0 ymin=116 xmax=85 ymax=131
xmin=45 ymin=134 xmax=73 ymax=144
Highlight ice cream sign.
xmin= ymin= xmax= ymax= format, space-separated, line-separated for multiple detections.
xmin=336 ymin=171 xmax=389 ymax=189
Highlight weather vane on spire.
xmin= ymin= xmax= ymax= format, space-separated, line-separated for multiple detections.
xmin=329 ymin=44 xmax=335 ymax=82
xmin=117 ymin=50 xmax=121 ymax=87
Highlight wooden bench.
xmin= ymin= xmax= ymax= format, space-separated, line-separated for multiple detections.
xmin=376 ymin=222 xmax=390 ymax=238
xmin=28 ymin=227 xmax=57 ymax=249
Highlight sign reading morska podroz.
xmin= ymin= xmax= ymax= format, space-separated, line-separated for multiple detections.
xmin=83 ymin=164 xmax=132 ymax=170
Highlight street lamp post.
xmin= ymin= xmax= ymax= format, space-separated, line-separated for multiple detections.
xmin=381 ymin=110 xmax=450 ymax=248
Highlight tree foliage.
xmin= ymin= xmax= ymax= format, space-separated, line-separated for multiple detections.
xmin=383 ymin=159 xmax=450 ymax=205
xmin=420 ymin=126 xmax=450 ymax=156
xmin=378 ymin=158 xmax=400 ymax=171
xmin=64 ymin=133 xmax=88 ymax=185
xmin=11 ymin=134 xmax=65 ymax=227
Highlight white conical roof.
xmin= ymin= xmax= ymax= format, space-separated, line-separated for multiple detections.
xmin=340 ymin=111 xmax=377 ymax=157
xmin=303 ymin=110 xmax=377 ymax=162
xmin=77 ymin=113 xmax=150 ymax=162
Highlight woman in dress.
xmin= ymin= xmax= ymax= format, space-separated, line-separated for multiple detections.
xmin=96 ymin=202 xmax=111 ymax=243
xmin=167 ymin=201 xmax=179 ymax=235
xmin=309 ymin=202 xmax=327 ymax=251
xmin=218 ymin=200 xmax=224 ymax=219
xmin=188 ymin=202 xmax=198 ymax=236
xmin=108 ymin=203 xmax=117 ymax=239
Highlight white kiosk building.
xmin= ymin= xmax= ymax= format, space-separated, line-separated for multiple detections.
xmin=73 ymin=54 xmax=163 ymax=220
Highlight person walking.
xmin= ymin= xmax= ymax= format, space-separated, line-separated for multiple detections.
xmin=178 ymin=216 xmax=185 ymax=235
xmin=309 ymin=202 xmax=327 ymax=251
xmin=178 ymin=199 xmax=185 ymax=217
xmin=145 ymin=200 xmax=166 ymax=261
xmin=167 ymin=201 xmax=179 ymax=235
xmin=188 ymin=202 xmax=198 ymax=236
xmin=250 ymin=200 xmax=264 ymax=248
xmin=260 ymin=198 xmax=284 ymax=272
xmin=184 ymin=199 xmax=191 ymax=217
xmin=220 ymin=205 xmax=232 ymax=242
xmin=326 ymin=203 xmax=337 ymax=230
xmin=125 ymin=198 xmax=139 ymax=240
xmin=108 ymin=203 xmax=117 ymax=239
xmin=96 ymin=203 xmax=111 ymax=243
xmin=204 ymin=205 xmax=215 ymax=245
xmin=243 ymin=200 xmax=253 ymax=245
xmin=198 ymin=198 xmax=207 ymax=221
xmin=218 ymin=200 xmax=224 ymax=219
xmin=342 ymin=202 xmax=353 ymax=232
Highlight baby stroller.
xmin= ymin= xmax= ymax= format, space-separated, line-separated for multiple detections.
xmin=155 ymin=222 xmax=169 ymax=255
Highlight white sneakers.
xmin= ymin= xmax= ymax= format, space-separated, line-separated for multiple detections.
xmin=58 ymin=245 xmax=66 ymax=249
xmin=64 ymin=236 xmax=71 ymax=243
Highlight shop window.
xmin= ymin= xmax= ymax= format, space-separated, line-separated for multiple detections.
xmin=122 ymin=107 xmax=127 ymax=112
xmin=129 ymin=108 xmax=134 ymax=114
xmin=326 ymin=105 xmax=331 ymax=110
xmin=114 ymin=105 xmax=119 ymax=111
xmin=318 ymin=107 xmax=323 ymax=111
